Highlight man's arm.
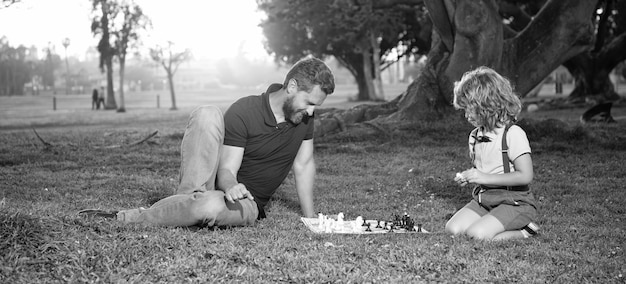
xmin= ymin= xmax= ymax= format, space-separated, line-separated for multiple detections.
xmin=217 ymin=145 xmax=254 ymax=203
xmin=292 ymin=139 xmax=316 ymax=218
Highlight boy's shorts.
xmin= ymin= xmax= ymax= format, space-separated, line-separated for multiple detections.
xmin=464 ymin=190 xmax=538 ymax=231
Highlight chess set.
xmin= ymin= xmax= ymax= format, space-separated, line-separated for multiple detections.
xmin=301 ymin=212 xmax=429 ymax=234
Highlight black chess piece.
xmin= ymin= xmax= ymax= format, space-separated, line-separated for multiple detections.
xmin=376 ymin=220 xmax=382 ymax=228
xmin=365 ymin=223 xmax=372 ymax=232
xmin=406 ymin=218 xmax=415 ymax=231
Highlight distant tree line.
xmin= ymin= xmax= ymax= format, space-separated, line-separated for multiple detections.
xmin=0 ymin=37 xmax=60 ymax=96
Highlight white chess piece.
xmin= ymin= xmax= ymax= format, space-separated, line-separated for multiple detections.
xmin=354 ymin=216 xmax=363 ymax=232
xmin=325 ymin=219 xmax=334 ymax=233
xmin=337 ymin=212 xmax=344 ymax=229
xmin=318 ymin=213 xmax=325 ymax=229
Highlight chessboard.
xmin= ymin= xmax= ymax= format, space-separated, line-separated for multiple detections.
xmin=301 ymin=213 xmax=429 ymax=234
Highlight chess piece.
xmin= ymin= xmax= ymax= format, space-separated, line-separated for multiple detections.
xmin=365 ymin=223 xmax=372 ymax=232
xmin=376 ymin=220 xmax=382 ymax=228
xmin=337 ymin=213 xmax=344 ymax=228
xmin=355 ymin=216 xmax=363 ymax=231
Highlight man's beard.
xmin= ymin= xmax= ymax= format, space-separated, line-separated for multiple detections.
xmin=282 ymin=96 xmax=308 ymax=124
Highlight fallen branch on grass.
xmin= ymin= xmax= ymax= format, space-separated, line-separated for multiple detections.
xmin=92 ymin=130 xmax=159 ymax=149
xmin=32 ymin=128 xmax=53 ymax=148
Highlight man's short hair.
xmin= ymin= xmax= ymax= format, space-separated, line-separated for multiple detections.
xmin=283 ymin=57 xmax=335 ymax=95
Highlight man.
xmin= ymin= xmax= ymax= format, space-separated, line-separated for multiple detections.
xmin=79 ymin=57 xmax=335 ymax=227
xmin=92 ymin=88 xmax=99 ymax=110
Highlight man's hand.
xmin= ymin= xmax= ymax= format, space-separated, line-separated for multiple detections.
xmin=224 ymin=183 xmax=254 ymax=203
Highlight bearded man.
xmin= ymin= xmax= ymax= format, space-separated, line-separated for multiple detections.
xmin=80 ymin=57 xmax=335 ymax=227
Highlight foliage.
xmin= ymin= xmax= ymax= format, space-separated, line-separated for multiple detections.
xmin=257 ymin=0 xmax=429 ymax=99
xmin=0 ymin=38 xmax=32 ymax=96
xmin=90 ymin=0 xmax=117 ymax=73
xmin=149 ymin=42 xmax=191 ymax=78
xmin=0 ymin=104 xmax=624 ymax=282
xmin=111 ymin=1 xmax=150 ymax=64
xmin=0 ymin=0 xmax=19 ymax=8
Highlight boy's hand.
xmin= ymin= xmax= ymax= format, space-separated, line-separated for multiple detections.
xmin=455 ymin=172 xmax=468 ymax=186
xmin=460 ymin=168 xmax=488 ymax=185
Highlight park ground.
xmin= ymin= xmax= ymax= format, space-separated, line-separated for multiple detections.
xmin=0 ymin=83 xmax=625 ymax=283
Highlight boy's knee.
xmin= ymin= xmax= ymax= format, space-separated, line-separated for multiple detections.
xmin=465 ymin=226 xmax=495 ymax=240
xmin=445 ymin=220 xmax=465 ymax=235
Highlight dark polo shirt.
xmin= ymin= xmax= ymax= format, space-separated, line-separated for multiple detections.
xmin=223 ymin=83 xmax=314 ymax=218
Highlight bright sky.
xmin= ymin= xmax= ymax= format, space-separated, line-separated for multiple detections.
xmin=0 ymin=0 xmax=269 ymax=60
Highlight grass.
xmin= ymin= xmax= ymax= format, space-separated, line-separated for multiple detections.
xmin=1 ymin=86 xmax=625 ymax=283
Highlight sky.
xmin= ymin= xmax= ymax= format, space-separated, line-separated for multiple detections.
xmin=0 ymin=0 xmax=269 ymax=60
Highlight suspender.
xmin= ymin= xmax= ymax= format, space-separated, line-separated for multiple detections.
xmin=502 ymin=124 xmax=512 ymax=174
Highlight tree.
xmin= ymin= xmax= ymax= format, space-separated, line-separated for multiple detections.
xmin=111 ymin=0 xmax=150 ymax=112
xmin=0 ymin=38 xmax=32 ymax=96
xmin=563 ymin=1 xmax=626 ymax=107
xmin=91 ymin=0 xmax=119 ymax=110
xmin=389 ymin=0 xmax=598 ymax=121
xmin=258 ymin=0 xmax=430 ymax=101
xmin=500 ymin=0 xmax=625 ymax=122
xmin=1 ymin=0 xmax=19 ymax=8
xmin=38 ymin=44 xmax=61 ymax=90
xmin=304 ymin=0 xmax=616 ymax=137
xmin=149 ymin=42 xmax=191 ymax=110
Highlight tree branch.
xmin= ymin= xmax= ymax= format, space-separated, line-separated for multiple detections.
xmin=504 ymin=0 xmax=599 ymax=96
xmin=32 ymin=128 xmax=52 ymax=148
xmin=93 ymin=130 xmax=159 ymax=149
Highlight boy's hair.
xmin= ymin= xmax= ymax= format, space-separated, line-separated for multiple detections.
xmin=283 ymin=57 xmax=335 ymax=95
xmin=453 ymin=66 xmax=521 ymax=131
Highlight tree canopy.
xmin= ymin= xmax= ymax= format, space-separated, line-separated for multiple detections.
xmin=91 ymin=0 xmax=150 ymax=111
xmin=258 ymin=0 xmax=431 ymax=101
xmin=305 ymin=0 xmax=623 ymax=137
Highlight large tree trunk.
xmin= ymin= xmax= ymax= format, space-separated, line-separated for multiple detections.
xmin=370 ymin=32 xmax=385 ymax=101
xmin=565 ymin=56 xmax=619 ymax=102
xmin=563 ymin=32 xmax=626 ymax=103
xmin=315 ymin=0 xmax=602 ymax=137
xmin=361 ymin=50 xmax=378 ymax=101
xmin=104 ymin=58 xmax=117 ymax=110
xmin=390 ymin=0 xmax=596 ymax=120
xmin=117 ymin=60 xmax=126 ymax=112
xmin=336 ymin=54 xmax=374 ymax=101
xmin=167 ymin=71 xmax=177 ymax=110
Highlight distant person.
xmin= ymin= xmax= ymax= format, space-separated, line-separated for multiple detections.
xmin=98 ymin=87 xmax=105 ymax=109
xmin=79 ymin=57 xmax=335 ymax=227
xmin=92 ymin=88 xmax=99 ymax=110
xmin=445 ymin=66 xmax=540 ymax=241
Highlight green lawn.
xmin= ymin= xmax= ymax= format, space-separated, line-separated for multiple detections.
xmin=1 ymin=86 xmax=625 ymax=283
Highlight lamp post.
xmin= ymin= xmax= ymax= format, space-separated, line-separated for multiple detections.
xmin=62 ymin=37 xmax=70 ymax=95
